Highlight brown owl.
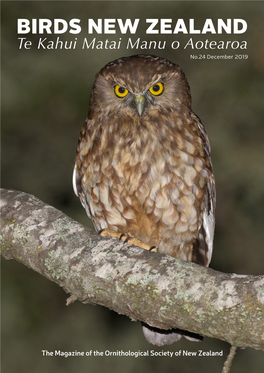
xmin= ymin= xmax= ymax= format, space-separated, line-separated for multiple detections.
xmin=73 ymin=55 xmax=216 ymax=346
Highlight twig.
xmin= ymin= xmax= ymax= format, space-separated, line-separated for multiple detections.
xmin=222 ymin=346 xmax=238 ymax=373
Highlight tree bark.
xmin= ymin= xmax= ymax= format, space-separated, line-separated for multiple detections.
xmin=1 ymin=188 xmax=264 ymax=351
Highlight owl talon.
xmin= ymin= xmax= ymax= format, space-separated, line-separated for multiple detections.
xmin=123 ymin=236 xmax=155 ymax=251
xmin=119 ymin=233 xmax=128 ymax=241
xmin=99 ymin=229 xmax=152 ymax=251
xmin=98 ymin=228 xmax=123 ymax=239
xmin=149 ymin=246 xmax=158 ymax=253
xmin=124 ymin=236 xmax=132 ymax=244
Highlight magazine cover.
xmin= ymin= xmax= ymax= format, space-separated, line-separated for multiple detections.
xmin=2 ymin=1 xmax=264 ymax=372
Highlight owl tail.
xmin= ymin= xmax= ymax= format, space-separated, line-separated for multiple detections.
xmin=141 ymin=322 xmax=203 ymax=346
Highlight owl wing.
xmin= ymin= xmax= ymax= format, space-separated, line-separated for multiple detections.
xmin=73 ymin=163 xmax=92 ymax=219
xmin=191 ymin=113 xmax=216 ymax=267
xmin=199 ymin=172 xmax=216 ymax=267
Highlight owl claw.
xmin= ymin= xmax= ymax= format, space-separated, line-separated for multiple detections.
xmin=98 ymin=228 xmax=123 ymax=239
xmin=98 ymin=229 xmax=157 ymax=252
xmin=123 ymin=236 xmax=157 ymax=252
xmin=119 ymin=233 xmax=127 ymax=241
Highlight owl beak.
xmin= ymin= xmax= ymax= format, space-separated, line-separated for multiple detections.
xmin=134 ymin=95 xmax=145 ymax=116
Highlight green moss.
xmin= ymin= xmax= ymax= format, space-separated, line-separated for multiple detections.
xmin=0 ymin=238 xmax=13 ymax=254
xmin=52 ymin=218 xmax=81 ymax=243
xmin=43 ymin=250 xmax=69 ymax=280
xmin=92 ymin=285 xmax=110 ymax=300
xmin=1 ymin=218 xmax=30 ymax=248
xmin=3 ymin=218 xmax=16 ymax=224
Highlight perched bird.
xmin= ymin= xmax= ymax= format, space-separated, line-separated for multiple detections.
xmin=73 ymin=55 xmax=216 ymax=346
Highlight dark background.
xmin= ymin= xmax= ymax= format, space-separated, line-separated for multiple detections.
xmin=2 ymin=1 xmax=264 ymax=372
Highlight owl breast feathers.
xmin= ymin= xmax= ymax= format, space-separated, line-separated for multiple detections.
xmin=73 ymin=54 xmax=216 ymax=345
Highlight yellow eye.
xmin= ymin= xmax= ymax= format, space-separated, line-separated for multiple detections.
xmin=114 ymin=85 xmax=128 ymax=98
xmin=149 ymin=82 xmax=164 ymax=96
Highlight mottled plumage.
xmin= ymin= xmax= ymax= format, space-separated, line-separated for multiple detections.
xmin=73 ymin=55 xmax=216 ymax=346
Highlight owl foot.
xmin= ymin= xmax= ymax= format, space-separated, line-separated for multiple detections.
xmin=98 ymin=228 xmax=123 ymax=240
xmin=99 ymin=229 xmax=158 ymax=252
xmin=123 ymin=236 xmax=158 ymax=252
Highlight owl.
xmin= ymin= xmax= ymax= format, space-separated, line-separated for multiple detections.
xmin=73 ymin=55 xmax=216 ymax=346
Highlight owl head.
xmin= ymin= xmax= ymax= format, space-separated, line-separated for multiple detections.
xmin=88 ymin=55 xmax=191 ymax=119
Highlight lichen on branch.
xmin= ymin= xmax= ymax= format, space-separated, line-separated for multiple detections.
xmin=1 ymin=188 xmax=264 ymax=352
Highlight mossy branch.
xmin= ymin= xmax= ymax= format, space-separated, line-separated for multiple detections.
xmin=1 ymin=188 xmax=264 ymax=353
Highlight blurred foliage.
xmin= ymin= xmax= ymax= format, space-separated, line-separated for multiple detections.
xmin=1 ymin=1 xmax=264 ymax=373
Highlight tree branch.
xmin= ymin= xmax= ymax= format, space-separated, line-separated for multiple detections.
xmin=1 ymin=188 xmax=263 ymax=351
